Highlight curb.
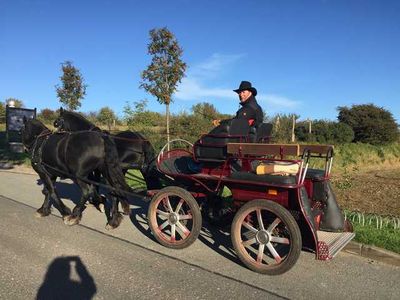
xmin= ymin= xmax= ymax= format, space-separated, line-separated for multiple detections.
xmin=344 ymin=241 xmax=400 ymax=267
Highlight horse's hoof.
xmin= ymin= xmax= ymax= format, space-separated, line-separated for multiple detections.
xmin=105 ymin=223 xmax=116 ymax=230
xmin=63 ymin=215 xmax=80 ymax=226
xmin=99 ymin=203 xmax=105 ymax=213
xmin=35 ymin=211 xmax=45 ymax=218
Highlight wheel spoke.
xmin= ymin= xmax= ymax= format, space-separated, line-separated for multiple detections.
xmin=242 ymin=237 xmax=257 ymax=247
xmin=256 ymin=209 xmax=265 ymax=230
xmin=170 ymin=224 xmax=176 ymax=241
xmin=267 ymin=217 xmax=281 ymax=233
xmin=270 ymin=236 xmax=290 ymax=244
xmin=158 ymin=220 xmax=169 ymax=231
xmin=178 ymin=214 xmax=193 ymax=220
xmin=176 ymin=221 xmax=190 ymax=238
xmin=266 ymin=242 xmax=282 ymax=263
xmin=165 ymin=197 xmax=173 ymax=213
xmin=242 ymin=221 xmax=258 ymax=233
xmin=156 ymin=209 xmax=169 ymax=218
xmin=257 ymin=244 xmax=265 ymax=263
xmin=175 ymin=199 xmax=184 ymax=213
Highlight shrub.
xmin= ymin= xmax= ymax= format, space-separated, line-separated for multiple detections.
xmin=338 ymin=104 xmax=399 ymax=145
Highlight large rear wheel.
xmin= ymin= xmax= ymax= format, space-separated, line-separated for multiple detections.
xmin=147 ymin=186 xmax=202 ymax=249
xmin=231 ymin=200 xmax=302 ymax=275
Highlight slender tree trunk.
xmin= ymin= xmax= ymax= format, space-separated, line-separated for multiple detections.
xmin=166 ymin=103 xmax=170 ymax=151
xmin=291 ymin=115 xmax=296 ymax=143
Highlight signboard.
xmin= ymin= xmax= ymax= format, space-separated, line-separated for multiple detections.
xmin=6 ymin=106 xmax=36 ymax=144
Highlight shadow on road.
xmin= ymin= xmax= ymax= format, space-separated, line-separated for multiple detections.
xmin=33 ymin=179 xmax=242 ymax=268
xmin=36 ymin=256 xmax=97 ymax=300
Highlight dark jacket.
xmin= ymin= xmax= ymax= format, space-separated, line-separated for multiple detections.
xmin=235 ymin=95 xmax=263 ymax=127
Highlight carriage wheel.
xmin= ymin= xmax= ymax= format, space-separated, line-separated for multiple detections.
xmin=147 ymin=186 xmax=202 ymax=249
xmin=231 ymin=200 xmax=302 ymax=275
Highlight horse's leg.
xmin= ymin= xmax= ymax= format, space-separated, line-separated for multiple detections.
xmin=64 ymin=180 xmax=92 ymax=226
xmin=119 ymin=169 xmax=130 ymax=215
xmin=37 ymin=172 xmax=71 ymax=219
xmin=88 ymin=170 xmax=105 ymax=213
xmin=105 ymin=194 xmax=123 ymax=230
xmin=36 ymin=186 xmax=52 ymax=217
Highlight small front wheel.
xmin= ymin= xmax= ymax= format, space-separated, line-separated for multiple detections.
xmin=231 ymin=200 xmax=302 ymax=275
xmin=147 ymin=186 xmax=202 ymax=249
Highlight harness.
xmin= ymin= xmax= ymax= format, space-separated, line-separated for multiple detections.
xmin=30 ymin=130 xmax=52 ymax=167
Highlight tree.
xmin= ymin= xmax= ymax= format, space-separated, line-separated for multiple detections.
xmin=97 ymin=107 xmax=116 ymax=130
xmin=191 ymin=102 xmax=219 ymax=121
xmin=0 ymin=102 xmax=5 ymax=123
xmin=55 ymin=61 xmax=87 ymax=110
xmin=37 ymin=108 xmax=58 ymax=124
xmin=140 ymin=27 xmax=187 ymax=147
xmin=123 ymin=100 xmax=163 ymax=129
xmin=337 ymin=104 xmax=399 ymax=145
xmin=4 ymin=98 xmax=24 ymax=108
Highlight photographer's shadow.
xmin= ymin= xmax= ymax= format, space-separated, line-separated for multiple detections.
xmin=36 ymin=256 xmax=96 ymax=300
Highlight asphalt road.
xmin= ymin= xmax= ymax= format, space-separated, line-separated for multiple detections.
xmin=0 ymin=170 xmax=399 ymax=299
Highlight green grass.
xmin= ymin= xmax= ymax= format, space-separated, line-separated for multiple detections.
xmin=352 ymin=223 xmax=400 ymax=254
xmin=0 ymin=131 xmax=30 ymax=165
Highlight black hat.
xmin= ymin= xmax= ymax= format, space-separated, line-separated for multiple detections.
xmin=233 ymin=81 xmax=257 ymax=96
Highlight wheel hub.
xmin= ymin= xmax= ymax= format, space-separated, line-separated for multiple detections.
xmin=256 ymin=230 xmax=270 ymax=244
xmin=168 ymin=212 xmax=179 ymax=225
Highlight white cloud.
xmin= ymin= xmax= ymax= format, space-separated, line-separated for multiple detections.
xmin=258 ymin=94 xmax=300 ymax=109
xmin=175 ymin=53 xmax=301 ymax=112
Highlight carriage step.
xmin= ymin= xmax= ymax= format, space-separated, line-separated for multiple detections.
xmin=316 ymin=230 xmax=355 ymax=260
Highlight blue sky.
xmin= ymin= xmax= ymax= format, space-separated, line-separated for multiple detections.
xmin=1 ymin=0 xmax=399 ymax=122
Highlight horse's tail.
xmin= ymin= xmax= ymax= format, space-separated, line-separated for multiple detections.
xmin=102 ymin=134 xmax=133 ymax=197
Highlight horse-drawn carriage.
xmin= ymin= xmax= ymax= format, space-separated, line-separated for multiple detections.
xmin=146 ymin=119 xmax=355 ymax=275
xmin=23 ymin=110 xmax=354 ymax=275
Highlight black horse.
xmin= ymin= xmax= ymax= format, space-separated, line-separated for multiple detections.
xmin=54 ymin=108 xmax=163 ymax=190
xmin=21 ymin=117 xmax=131 ymax=229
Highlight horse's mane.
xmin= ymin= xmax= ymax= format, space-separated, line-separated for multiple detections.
xmin=63 ymin=110 xmax=95 ymax=127
xmin=32 ymin=118 xmax=50 ymax=131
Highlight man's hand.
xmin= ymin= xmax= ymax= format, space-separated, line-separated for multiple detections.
xmin=212 ymin=119 xmax=221 ymax=126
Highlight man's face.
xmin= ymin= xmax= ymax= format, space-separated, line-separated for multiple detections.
xmin=238 ymin=90 xmax=252 ymax=102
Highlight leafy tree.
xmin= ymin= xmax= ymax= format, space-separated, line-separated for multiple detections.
xmin=140 ymin=27 xmax=187 ymax=147
xmin=4 ymin=98 xmax=24 ymax=108
xmin=97 ymin=106 xmax=116 ymax=130
xmin=271 ymin=113 xmax=300 ymax=143
xmin=123 ymin=100 xmax=163 ymax=129
xmin=338 ymin=104 xmax=399 ymax=145
xmin=55 ymin=61 xmax=87 ymax=110
xmin=37 ymin=108 xmax=58 ymax=124
xmin=296 ymin=120 xmax=354 ymax=144
xmin=0 ymin=103 xmax=5 ymax=123
xmin=191 ymin=102 xmax=219 ymax=121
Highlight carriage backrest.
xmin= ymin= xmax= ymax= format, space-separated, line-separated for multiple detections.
xmin=193 ymin=119 xmax=250 ymax=162
xmin=227 ymin=143 xmax=300 ymax=158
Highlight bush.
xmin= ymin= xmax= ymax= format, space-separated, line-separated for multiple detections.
xmin=296 ymin=120 xmax=354 ymax=144
xmin=37 ymin=108 xmax=58 ymax=124
xmin=338 ymin=104 xmax=399 ymax=145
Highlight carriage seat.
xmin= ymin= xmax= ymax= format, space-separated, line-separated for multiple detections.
xmin=305 ymin=168 xmax=326 ymax=180
xmin=229 ymin=171 xmax=297 ymax=185
xmin=194 ymin=118 xmax=250 ymax=162
xmin=249 ymin=122 xmax=273 ymax=143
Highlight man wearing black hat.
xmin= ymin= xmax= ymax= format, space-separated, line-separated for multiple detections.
xmin=213 ymin=81 xmax=264 ymax=128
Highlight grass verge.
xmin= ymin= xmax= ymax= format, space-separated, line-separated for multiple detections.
xmin=352 ymin=223 xmax=400 ymax=254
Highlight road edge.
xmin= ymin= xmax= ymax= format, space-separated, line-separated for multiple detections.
xmin=344 ymin=241 xmax=400 ymax=267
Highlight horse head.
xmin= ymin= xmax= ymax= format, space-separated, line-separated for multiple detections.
xmin=54 ymin=108 xmax=98 ymax=131
xmin=21 ymin=117 xmax=50 ymax=150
